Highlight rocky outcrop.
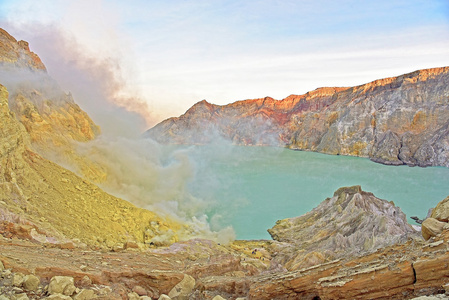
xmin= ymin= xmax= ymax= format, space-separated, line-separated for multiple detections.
xmin=267 ymin=185 xmax=417 ymax=270
xmin=247 ymin=234 xmax=449 ymax=300
xmin=2 ymin=222 xmax=449 ymax=299
xmin=147 ymin=67 xmax=449 ymax=167
xmin=0 ymin=28 xmax=46 ymax=71
xmin=0 ymin=28 xmax=103 ymax=182
xmin=431 ymin=195 xmax=449 ymax=222
xmin=268 ymin=186 xmax=417 ymax=270
xmin=421 ymin=196 xmax=449 ymax=240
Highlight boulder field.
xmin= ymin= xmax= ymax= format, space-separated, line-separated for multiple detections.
xmin=2 ymin=187 xmax=449 ymax=299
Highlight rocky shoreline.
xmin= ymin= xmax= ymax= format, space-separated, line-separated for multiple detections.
xmin=2 ymin=185 xmax=449 ymax=299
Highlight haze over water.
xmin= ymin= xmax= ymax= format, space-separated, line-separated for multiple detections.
xmin=180 ymin=145 xmax=449 ymax=240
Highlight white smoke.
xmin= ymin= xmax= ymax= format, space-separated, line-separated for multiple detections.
xmin=75 ymin=134 xmax=236 ymax=244
xmin=0 ymin=20 xmax=237 ymax=243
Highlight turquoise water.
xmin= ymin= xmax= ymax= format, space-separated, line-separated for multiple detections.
xmin=175 ymin=145 xmax=449 ymax=240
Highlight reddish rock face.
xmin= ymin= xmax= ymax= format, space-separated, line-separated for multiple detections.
xmin=147 ymin=67 xmax=449 ymax=168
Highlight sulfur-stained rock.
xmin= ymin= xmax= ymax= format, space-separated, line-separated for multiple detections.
xmin=97 ymin=286 xmax=112 ymax=295
xmin=72 ymin=289 xmax=96 ymax=300
xmin=47 ymin=276 xmax=76 ymax=296
xmin=44 ymin=294 xmax=72 ymax=300
xmin=0 ymin=28 xmax=184 ymax=249
xmin=422 ymin=218 xmax=446 ymax=240
xmin=127 ymin=292 xmax=140 ymax=300
xmin=431 ymin=195 xmax=449 ymax=222
xmin=12 ymin=294 xmax=29 ymax=300
xmin=22 ymin=274 xmax=40 ymax=291
xmin=168 ymin=274 xmax=196 ymax=300
xmin=12 ymin=273 xmax=25 ymax=287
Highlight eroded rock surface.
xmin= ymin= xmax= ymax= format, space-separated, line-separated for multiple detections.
xmin=147 ymin=67 xmax=449 ymax=167
xmin=268 ymin=185 xmax=418 ymax=270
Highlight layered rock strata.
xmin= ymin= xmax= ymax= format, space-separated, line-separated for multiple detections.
xmin=147 ymin=67 xmax=449 ymax=167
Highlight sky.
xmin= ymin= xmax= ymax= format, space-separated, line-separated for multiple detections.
xmin=0 ymin=0 xmax=449 ymax=130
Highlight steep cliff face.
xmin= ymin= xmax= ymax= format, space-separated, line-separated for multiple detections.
xmin=0 ymin=28 xmax=186 ymax=248
xmin=0 ymin=83 xmax=181 ymax=248
xmin=147 ymin=67 xmax=449 ymax=167
xmin=0 ymin=28 xmax=104 ymax=181
xmin=0 ymin=85 xmax=175 ymax=247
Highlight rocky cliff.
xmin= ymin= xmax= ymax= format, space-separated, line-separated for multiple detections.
xmin=267 ymin=185 xmax=417 ymax=270
xmin=0 ymin=28 xmax=185 ymax=249
xmin=0 ymin=82 xmax=181 ymax=248
xmin=0 ymin=28 xmax=105 ymax=182
xmin=0 ymin=28 xmax=46 ymax=71
xmin=147 ymin=67 xmax=449 ymax=167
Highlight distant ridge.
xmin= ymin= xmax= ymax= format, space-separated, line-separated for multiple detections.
xmin=147 ymin=67 xmax=449 ymax=168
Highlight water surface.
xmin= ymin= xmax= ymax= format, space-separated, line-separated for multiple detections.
xmin=177 ymin=145 xmax=449 ymax=240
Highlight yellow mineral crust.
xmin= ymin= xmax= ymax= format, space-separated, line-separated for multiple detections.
xmin=0 ymin=84 xmax=182 ymax=248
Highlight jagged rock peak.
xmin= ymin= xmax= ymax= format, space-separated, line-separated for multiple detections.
xmin=0 ymin=28 xmax=47 ymax=71
xmin=268 ymin=185 xmax=416 ymax=269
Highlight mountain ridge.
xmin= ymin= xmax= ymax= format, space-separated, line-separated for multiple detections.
xmin=147 ymin=66 xmax=449 ymax=168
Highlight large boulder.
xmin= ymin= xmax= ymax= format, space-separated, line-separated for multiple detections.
xmin=421 ymin=217 xmax=446 ymax=240
xmin=47 ymin=276 xmax=76 ymax=296
xmin=168 ymin=274 xmax=196 ymax=300
xmin=22 ymin=274 xmax=40 ymax=291
xmin=430 ymin=195 xmax=449 ymax=222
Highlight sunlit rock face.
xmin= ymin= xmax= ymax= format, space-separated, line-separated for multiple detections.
xmin=0 ymin=28 xmax=104 ymax=182
xmin=0 ymin=28 xmax=46 ymax=71
xmin=0 ymin=28 xmax=99 ymax=144
xmin=0 ymin=83 xmax=180 ymax=248
xmin=0 ymin=28 xmax=183 ymax=248
xmin=147 ymin=67 xmax=449 ymax=167
xmin=267 ymin=185 xmax=417 ymax=270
